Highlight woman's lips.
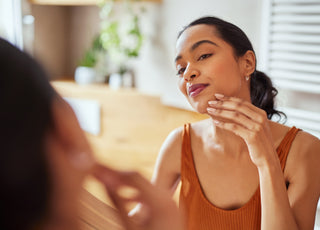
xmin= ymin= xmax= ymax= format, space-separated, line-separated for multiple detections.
xmin=188 ymin=84 xmax=209 ymax=97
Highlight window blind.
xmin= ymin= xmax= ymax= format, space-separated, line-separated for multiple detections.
xmin=261 ymin=0 xmax=320 ymax=139
xmin=267 ymin=0 xmax=320 ymax=93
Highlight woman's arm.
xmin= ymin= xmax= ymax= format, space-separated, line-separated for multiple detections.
xmin=256 ymin=138 xmax=320 ymax=230
xmin=129 ymin=127 xmax=183 ymax=220
xmin=151 ymin=127 xmax=183 ymax=192
xmin=207 ymin=94 xmax=320 ymax=230
xmin=257 ymin=132 xmax=320 ymax=230
xmin=284 ymin=132 xmax=320 ymax=230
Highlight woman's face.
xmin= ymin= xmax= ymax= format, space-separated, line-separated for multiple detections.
xmin=175 ymin=24 xmax=251 ymax=114
xmin=45 ymin=98 xmax=95 ymax=225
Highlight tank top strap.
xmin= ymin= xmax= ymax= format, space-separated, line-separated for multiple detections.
xmin=181 ymin=123 xmax=196 ymax=177
xmin=276 ymin=126 xmax=301 ymax=171
xmin=182 ymin=123 xmax=191 ymax=153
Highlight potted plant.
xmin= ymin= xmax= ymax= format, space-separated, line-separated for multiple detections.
xmin=98 ymin=0 xmax=144 ymax=88
xmin=76 ymin=0 xmax=145 ymax=87
xmin=75 ymin=36 xmax=108 ymax=85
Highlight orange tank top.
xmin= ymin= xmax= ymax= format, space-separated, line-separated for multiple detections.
xmin=179 ymin=123 xmax=300 ymax=230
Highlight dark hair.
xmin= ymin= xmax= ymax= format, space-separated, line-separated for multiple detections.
xmin=0 ymin=38 xmax=57 ymax=229
xmin=178 ymin=16 xmax=285 ymax=120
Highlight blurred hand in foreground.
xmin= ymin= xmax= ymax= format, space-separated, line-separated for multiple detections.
xmin=93 ymin=164 xmax=183 ymax=230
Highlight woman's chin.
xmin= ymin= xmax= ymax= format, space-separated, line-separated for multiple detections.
xmin=190 ymin=100 xmax=209 ymax=114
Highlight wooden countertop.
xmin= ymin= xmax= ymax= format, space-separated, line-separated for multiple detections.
xmin=52 ymin=81 xmax=207 ymax=205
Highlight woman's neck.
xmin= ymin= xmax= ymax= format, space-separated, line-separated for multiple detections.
xmin=207 ymin=118 xmax=248 ymax=158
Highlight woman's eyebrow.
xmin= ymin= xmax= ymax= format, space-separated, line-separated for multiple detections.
xmin=175 ymin=55 xmax=182 ymax=63
xmin=175 ymin=40 xmax=218 ymax=63
xmin=191 ymin=40 xmax=218 ymax=51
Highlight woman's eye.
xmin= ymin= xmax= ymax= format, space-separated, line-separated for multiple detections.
xmin=176 ymin=67 xmax=186 ymax=76
xmin=198 ymin=54 xmax=212 ymax=61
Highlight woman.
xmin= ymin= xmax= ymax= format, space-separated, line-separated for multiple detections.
xmin=133 ymin=16 xmax=320 ymax=230
xmin=0 ymin=38 xmax=182 ymax=230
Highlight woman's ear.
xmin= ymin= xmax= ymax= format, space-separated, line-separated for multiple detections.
xmin=52 ymin=97 xmax=82 ymax=148
xmin=50 ymin=97 xmax=95 ymax=171
xmin=241 ymin=50 xmax=256 ymax=76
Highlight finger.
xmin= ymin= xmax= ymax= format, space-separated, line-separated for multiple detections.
xmin=107 ymin=187 xmax=139 ymax=230
xmin=215 ymin=94 xmax=259 ymax=112
xmin=214 ymin=120 xmax=253 ymax=140
xmin=212 ymin=94 xmax=267 ymax=123
xmin=111 ymin=171 xmax=159 ymax=204
xmin=93 ymin=164 xmax=157 ymax=206
xmin=92 ymin=165 xmax=143 ymax=230
xmin=92 ymin=165 xmax=144 ymax=202
xmin=207 ymin=107 xmax=261 ymax=131
xmin=92 ymin=164 xmax=143 ymax=190
xmin=209 ymin=98 xmax=258 ymax=119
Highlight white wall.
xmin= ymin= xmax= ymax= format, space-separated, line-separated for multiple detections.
xmin=0 ymin=0 xmax=23 ymax=48
xmin=133 ymin=0 xmax=263 ymax=110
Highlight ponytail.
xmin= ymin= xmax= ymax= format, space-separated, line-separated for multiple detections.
xmin=250 ymin=70 xmax=286 ymax=121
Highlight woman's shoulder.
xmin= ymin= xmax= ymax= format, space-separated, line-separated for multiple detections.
xmin=294 ymin=129 xmax=320 ymax=157
xmin=277 ymin=120 xmax=320 ymax=153
xmin=273 ymin=122 xmax=320 ymax=188
xmin=159 ymin=119 xmax=210 ymax=155
xmin=279 ymin=122 xmax=320 ymax=175
xmin=158 ymin=126 xmax=184 ymax=159
xmin=272 ymin=121 xmax=320 ymax=151
xmin=165 ymin=126 xmax=184 ymax=144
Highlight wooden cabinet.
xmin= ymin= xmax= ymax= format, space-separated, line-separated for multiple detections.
xmin=29 ymin=0 xmax=161 ymax=5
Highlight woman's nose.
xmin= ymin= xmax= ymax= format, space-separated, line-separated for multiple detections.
xmin=184 ymin=66 xmax=199 ymax=82
xmin=184 ymin=74 xmax=196 ymax=82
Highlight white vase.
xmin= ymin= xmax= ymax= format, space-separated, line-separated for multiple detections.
xmin=109 ymin=73 xmax=122 ymax=89
xmin=75 ymin=66 xmax=104 ymax=85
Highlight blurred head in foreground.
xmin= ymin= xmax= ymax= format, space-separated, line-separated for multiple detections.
xmin=0 ymin=38 xmax=95 ymax=230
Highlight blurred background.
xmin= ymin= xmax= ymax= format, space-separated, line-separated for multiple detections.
xmin=1 ymin=0 xmax=319 ymax=227
xmin=1 ymin=0 xmax=319 ymax=137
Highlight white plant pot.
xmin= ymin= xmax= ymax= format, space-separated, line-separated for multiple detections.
xmin=109 ymin=73 xmax=122 ymax=89
xmin=75 ymin=66 xmax=104 ymax=85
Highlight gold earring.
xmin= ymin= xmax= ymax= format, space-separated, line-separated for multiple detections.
xmin=245 ymin=76 xmax=250 ymax=81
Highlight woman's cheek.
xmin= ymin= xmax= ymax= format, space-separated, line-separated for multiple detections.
xmin=178 ymin=78 xmax=187 ymax=96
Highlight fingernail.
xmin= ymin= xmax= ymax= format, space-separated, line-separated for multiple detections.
xmin=208 ymin=101 xmax=218 ymax=105
xmin=207 ymin=108 xmax=216 ymax=113
xmin=215 ymin=93 xmax=224 ymax=99
xmin=213 ymin=120 xmax=220 ymax=125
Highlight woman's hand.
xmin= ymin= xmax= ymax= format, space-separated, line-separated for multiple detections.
xmin=207 ymin=93 xmax=278 ymax=168
xmin=93 ymin=164 xmax=183 ymax=230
